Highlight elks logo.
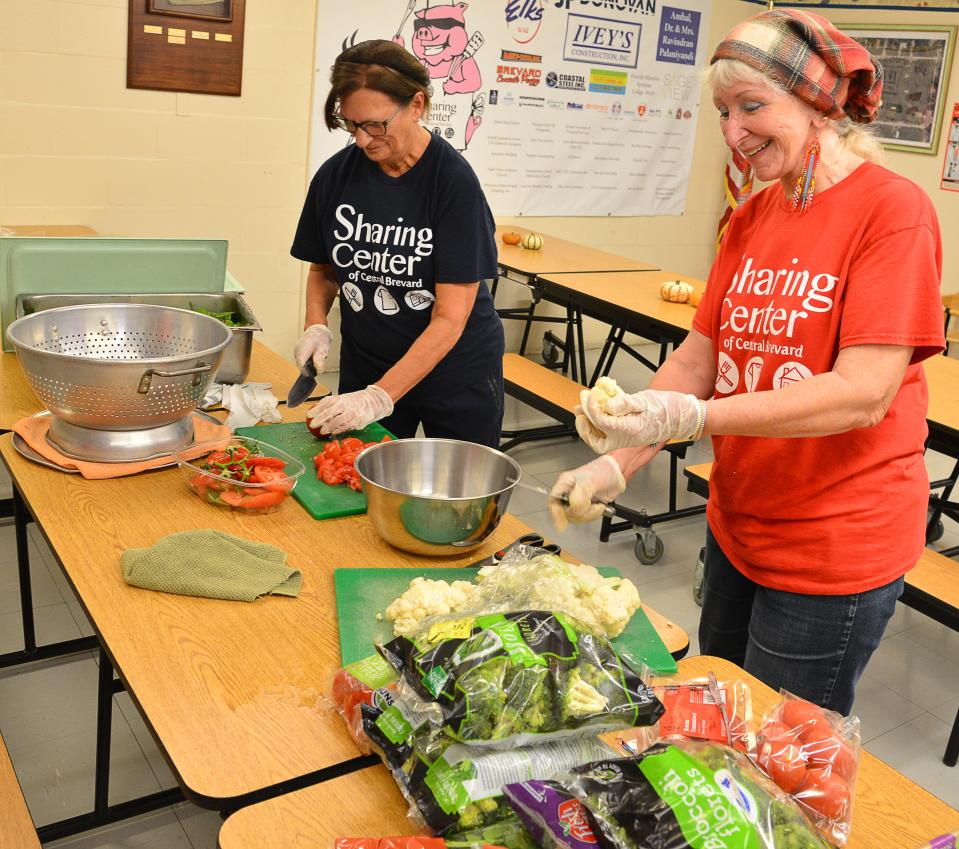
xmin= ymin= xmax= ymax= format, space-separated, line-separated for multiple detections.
xmin=556 ymin=799 xmax=598 ymax=843
xmin=505 ymin=0 xmax=544 ymax=44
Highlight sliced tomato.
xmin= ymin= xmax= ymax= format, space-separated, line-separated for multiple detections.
xmin=248 ymin=456 xmax=286 ymax=469
xmin=220 ymin=489 xmax=246 ymax=506
xmin=238 ymin=489 xmax=287 ymax=509
xmin=251 ymin=466 xmax=293 ymax=492
xmin=229 ymin=446 xmax=251 ymax=462
xmin=189 ymin=471 xmax=209 ymax=498
xmin=340 ymin=437 xmax=364 ymax=452
xmin=204 ymin=450 xmax=232 ymax=465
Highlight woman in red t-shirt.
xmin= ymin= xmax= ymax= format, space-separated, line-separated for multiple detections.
xmin=550 ymin=9 xmax=945 ymax=714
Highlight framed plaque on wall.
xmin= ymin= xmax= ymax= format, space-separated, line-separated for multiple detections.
xmin=127 ymin=0 xmax=245 ymax=96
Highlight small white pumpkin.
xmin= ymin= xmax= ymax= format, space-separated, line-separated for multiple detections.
xmin=521 ymin=232 xmax=544 ymax=251
xmin=660 ymin=279 xmax=694 ymax=303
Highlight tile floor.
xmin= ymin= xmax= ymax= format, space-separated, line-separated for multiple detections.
xmin=1 ymin=341 xmax=957 ymax=847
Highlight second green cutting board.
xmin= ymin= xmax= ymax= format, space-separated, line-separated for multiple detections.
xmin=235 ymin=421 xmax=391 ymax=520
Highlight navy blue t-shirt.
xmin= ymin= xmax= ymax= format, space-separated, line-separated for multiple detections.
xmin=290 ymin=133 xmax=503 ymax=392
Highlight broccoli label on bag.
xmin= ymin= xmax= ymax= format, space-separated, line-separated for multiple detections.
xmin=426 ymin=757 xmax=474 ymax=814
xmin=377 ymin=705 xmax=414 ymax=745
xmin=639 ymin=748 xmax=760 ymax=849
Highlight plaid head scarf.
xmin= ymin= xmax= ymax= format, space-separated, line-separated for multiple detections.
xmin=711 ymin=9 xmax=883 ymax=124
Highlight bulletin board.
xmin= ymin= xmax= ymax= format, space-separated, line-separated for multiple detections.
xmin=127 ymin=0 xmax=246 ymax=96
xmin=310 ymin=1 xmax=711 ymax=217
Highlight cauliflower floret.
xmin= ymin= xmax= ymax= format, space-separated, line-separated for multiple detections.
xmin=384 ymin=577 xmax=478 ymax=637
xmin=589 ymin=376 xmax=625 ymax=411
xmin=476 ymin=555 xmax=640 ymax=638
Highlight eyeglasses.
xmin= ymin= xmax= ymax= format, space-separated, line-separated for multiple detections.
xmin=332 ymin=103 xmax=408 ymax=137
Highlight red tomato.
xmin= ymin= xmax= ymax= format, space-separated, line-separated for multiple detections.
xmin=803 ymin=728 xmax=856 ymax=780
xmin=765 ymin=742 xmax=808 ymax=794
xmin=798 ymin=716 xmax=835 ymax=745
xmin=782 ymin=699 xmax=827 ymax=733
xmin=189 ymin=471 xmax=209 ymax=498
xmin=220 ymin=489 xmax=246 ymax=507
xmin=340 ymin=437 xmax=364 ymax=452
xmin=760 ymin=721 xmax=800 ymax=747
xmin=204 ymin=450 xmax=233 ymax=465
xmin=798 ymin=769 xmax=851 ymax=820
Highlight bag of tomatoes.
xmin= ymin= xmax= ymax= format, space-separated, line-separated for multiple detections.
xmin=755 ymin=694 xmax=860 ymax=845
xmin=329 ymin=655 xmax=399 ymax=754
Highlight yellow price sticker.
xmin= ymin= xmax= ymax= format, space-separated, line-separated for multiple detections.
xmin=427 ymin=617 xmax=474 ymax=643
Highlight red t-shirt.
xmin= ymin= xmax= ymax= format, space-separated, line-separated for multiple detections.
xmin=692 ymin=162 xmax=944 ymax=595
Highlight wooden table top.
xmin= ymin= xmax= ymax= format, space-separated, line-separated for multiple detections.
xmin=217 ymin=654 xmax=959 ymax=849
xmin=0 ymin=739 xmax=41 ymax=849
xmin=495 ymin=226 xmax=658 ymax=277
xmin=0 ymin=224 xmax=99 ymax=237
xmin=541 ymin=269 xmax=702 ymax=334
xmin=0 ymin=399 xmax=684 ymax=806
xmin=923 ymin=354 xmax=959 ymax=435
xmin=0 ymin=340 xmax=329 ymax=432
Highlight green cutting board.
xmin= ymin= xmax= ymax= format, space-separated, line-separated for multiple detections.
xmin=334 ymin=566 xmax=678 ymax=675
xmin=235 ymin=421 xmax=392 ymax=520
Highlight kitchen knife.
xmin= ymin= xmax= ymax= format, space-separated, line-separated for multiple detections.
xmin=286 ymin=361 xmax=318 ymax=408
xmin=513 ymin=479 xmax=617 ymax=518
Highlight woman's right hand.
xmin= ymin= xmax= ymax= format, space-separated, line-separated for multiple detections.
xmin=293 ymin=324 xmax=333 ymax=373
xmin=548 ymin=455 xmax=626 ymax=532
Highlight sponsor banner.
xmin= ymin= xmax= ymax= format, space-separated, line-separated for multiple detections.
xmin=310 ymin=0 xmax=710 ymax=216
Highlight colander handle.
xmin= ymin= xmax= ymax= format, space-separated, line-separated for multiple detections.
xmin=138 ymin=363 xmax=212 ymax=394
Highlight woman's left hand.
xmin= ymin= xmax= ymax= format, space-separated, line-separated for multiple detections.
xmin=307 ymin=384 xmax=394 ymax=435
xmin=577 ymin=388 xmax=702 ymax=453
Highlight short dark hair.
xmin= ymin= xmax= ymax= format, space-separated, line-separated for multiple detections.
xmin=324 ymin=40 xmax=430 ymax=130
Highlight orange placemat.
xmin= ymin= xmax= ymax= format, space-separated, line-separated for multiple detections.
xmin=12 ymin=414 xmax=230 ymax=480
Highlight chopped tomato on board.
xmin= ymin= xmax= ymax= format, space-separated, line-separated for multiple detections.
xmin=313 ymin=434 xmax=391 ymax=492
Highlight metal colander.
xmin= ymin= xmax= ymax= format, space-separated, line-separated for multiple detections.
xmin=6 ymin=303 xmax=231 ymax=431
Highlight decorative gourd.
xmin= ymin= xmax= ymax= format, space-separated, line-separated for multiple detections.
xmin=501 ymin=231 xmax=522 ymax=246
xmin=521 ymin=232 xmax=544 ymax=251
xmin=688 ymin=289 xmax=703 ymax=308
xmin=660 ymin=280 xmax=694 ymax=303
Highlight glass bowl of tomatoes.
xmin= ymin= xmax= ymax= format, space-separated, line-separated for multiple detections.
xmin=178 ymin=435 xmax=306 ymax=514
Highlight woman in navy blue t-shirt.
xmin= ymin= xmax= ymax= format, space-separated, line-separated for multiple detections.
xmin=291 ymin=39 xmax=504 ymax=447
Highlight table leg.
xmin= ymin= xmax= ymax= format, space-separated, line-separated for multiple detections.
xmin=945 ymin=704 xmax=959 ymax=767
xmin=0 ymin=487 xmax=98 ymax=669
xmin=95 ymin=646 xmax=114 ymax=815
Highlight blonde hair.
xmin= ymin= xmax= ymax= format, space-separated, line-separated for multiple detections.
xmin=705 ymin=58 xmax=884 ymax=164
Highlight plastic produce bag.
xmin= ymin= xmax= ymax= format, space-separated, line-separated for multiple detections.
xmin=377 ymin=724 xmax=617 ymax=843
xmin=502 ymin=741 xmax=831 ymax=849
xmin=600 ymin=673 xmax=756 ymax=759
xmin=755 ymin=693 xmax=860 ymax=845
xmin=376 ymin=610 xmax=665 ymax=749
xmin=333 ymin=839 xmax=507 ymax=849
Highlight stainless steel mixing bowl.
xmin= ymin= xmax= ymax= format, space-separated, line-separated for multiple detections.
xmin=6 ymin=303 xmax=231 ymax=431
xmin=355 ymin=438 xmax=522 ymax=555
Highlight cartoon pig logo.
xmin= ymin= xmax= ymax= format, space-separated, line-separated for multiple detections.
xmin=397 ymin=3 xmax=482 ymax=96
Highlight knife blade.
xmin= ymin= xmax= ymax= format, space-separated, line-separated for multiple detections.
xmin=286 ymin=361 xmax=318 ymax=408
xmin=512 ymin=478 xmax=617 ymax=518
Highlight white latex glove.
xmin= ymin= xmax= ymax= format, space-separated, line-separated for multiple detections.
xmin=307 ymin=384 xmax=393 ymax=435
xmin=548 ymin=455 xmax=626 ymax=532
xmin=293 ymin=324 xmax=333 ymax=373
xmin=576 ymin=388 xmax=702 ymax=453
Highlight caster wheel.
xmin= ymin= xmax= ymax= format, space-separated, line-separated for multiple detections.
xmin=542 ymin=337 xmax=560 ymax=366
xmin=927 ymin=516 xmax=945 ymax=544
xmin=635 ymin=533 xmax=664 ymax=565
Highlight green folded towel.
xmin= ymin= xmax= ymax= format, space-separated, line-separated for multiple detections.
xmin=122 ymin=530 xmax=301 ymax=601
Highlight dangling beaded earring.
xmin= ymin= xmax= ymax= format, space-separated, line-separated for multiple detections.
xmin=790 ymin=132 xmax=821 ymax=214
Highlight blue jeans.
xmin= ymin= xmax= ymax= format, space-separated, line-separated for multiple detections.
xmin=698 ymin=526 xmax=902 ymax=715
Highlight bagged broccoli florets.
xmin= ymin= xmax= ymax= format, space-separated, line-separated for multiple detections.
xmin=377 ymin=610 xmax=663 ymax=748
